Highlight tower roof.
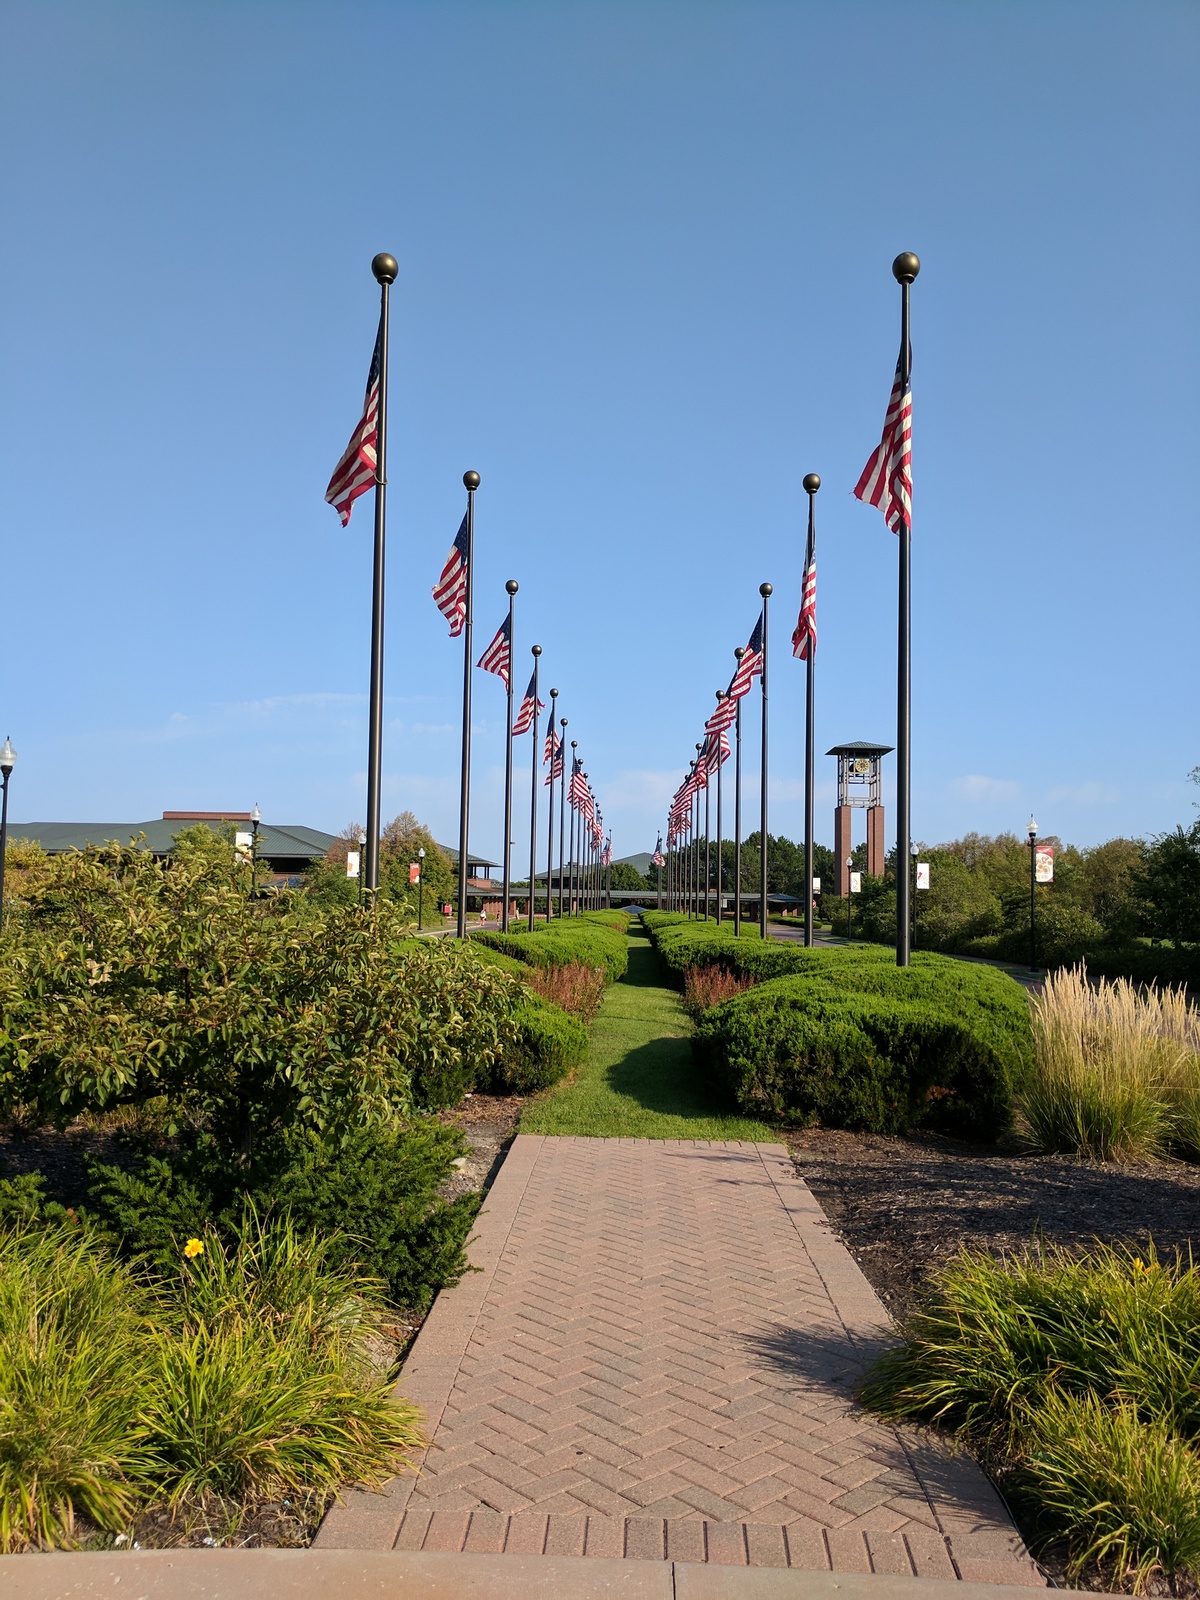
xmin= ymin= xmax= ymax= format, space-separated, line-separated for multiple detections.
xmin=826 ymin=741 xmax=894 ymax=757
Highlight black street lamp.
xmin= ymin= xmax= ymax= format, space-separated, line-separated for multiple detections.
xmin=1028 ymin=815 xmax=1039 ymax=970
xmin=418 ymin=845 xmax=426 ymax=930
xmin=845 ymin=854 xmax=854 ymax=940
xmin=910 ymin=840 xmax=919 ymax=951
xmin=355 ymin=825 xmax=366 ymax=905
xmin=249 ymin=804 xmax=261 ymax=901
xmin=0 ymin=738 xmax=15 ymax=934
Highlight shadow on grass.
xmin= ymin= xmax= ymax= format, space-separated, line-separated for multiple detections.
xmin=605 ymin=1032 xmax=730 ymax=1119
xmin=621 ymin=937 xmax=672 ymax=988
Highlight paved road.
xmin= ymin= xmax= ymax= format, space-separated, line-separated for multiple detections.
xmin=319 ymin=1136 xmax=1042 ymax=1582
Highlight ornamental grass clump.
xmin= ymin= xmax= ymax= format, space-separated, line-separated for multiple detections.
xmin=1023 ymin=966 xmax=1200 ymax=1162
xmin=861 ymin=1242 xmax=1200 ymax=1592
xmin=523 ymin=961 xmax=607 ymax=1022
xmin=0 ymin=1212 xmax=422 ymax=1551
xmin=681 ymin=963 xmax=754 ymax=1021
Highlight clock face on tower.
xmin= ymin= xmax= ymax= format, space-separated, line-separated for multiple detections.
xmin=852 ymin=757 xmax=872 ymax=777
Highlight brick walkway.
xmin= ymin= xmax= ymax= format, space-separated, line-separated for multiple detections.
xmin=318 ymin=1136 xmax=1042 ymax=1584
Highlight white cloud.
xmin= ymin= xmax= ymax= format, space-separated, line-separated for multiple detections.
xmin=1046 ymin=781 xmax=1120 ymax=806
xmin=952 ymin=774 xmax=1021 ymax=803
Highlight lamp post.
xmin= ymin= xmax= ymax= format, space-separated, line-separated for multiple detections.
xmin=910 ymin=841 xmax=919 ymax=951
xmin=845 ymin=855 xmax=853 ymax=940
xmin=0 ymin=738 xmax=15 ymax=934
xmin=417 ymin=845 xmax=426 ymax=929
xmin=249 ymin=804 xmax=261 ymax=901
xmin=1028 ymin=815 xmax=1038 ymax=970
xmin=356 ymin=825 xmax=366 ymax=905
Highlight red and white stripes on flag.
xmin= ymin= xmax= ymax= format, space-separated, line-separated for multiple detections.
xmin=853 ymin=356 xmax=912 ymax=536
xmin=542 ymin=725 xmax=561 ymax=765
xmin=727 ymin=614 xmax=764 ymax=700
xmin=544 ymin=749 xmax=563 ymax=786
xmin=476 ymin=616 xmax=511 ymax=685
xmin=512 ymin=673 xmax=544 ymax=735
xmin=325 ymin=320 xmax=381 ymax=527
xmin=705 ymin=695 xmax=736 ymax=737
xmin=432 ymin=513 xmax=470 ymax=636
xmin=792 ymin=538 xmax=816 ymax=660
xmin=704 ymin=729 xmax=731 ymax=773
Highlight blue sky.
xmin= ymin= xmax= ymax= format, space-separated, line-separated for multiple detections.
xmin=3 ymin=0 xmax=1197 ymax=862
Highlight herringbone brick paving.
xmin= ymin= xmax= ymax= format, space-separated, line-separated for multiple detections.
xmin=318 ymin=1136 xmax=1043 ymax=1583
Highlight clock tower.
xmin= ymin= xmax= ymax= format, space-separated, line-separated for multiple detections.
xmin=827 ymin=742 xmax=894 ymax=896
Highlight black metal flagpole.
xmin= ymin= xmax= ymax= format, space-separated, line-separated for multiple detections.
xmin=802 ymin=474 xmax=820 ymax=948
xmin=456 ymin=470 xmax=479 ymax=938
xmin=501 ymin=580 xmax=518 ymax=932
xmin=528 ymin=646 xmax=541 ymax=927
xmin=569 ymin=740 xmax=578 ymax=914
xmin=704 ymin=749 xmax=711 ymax=922
xmin=893 ymin=251 xmax=919 ymax=967
xmin=545 ymin=688 xmax=558 ymax=921
xmin=714 ymin=691 xmax=725 ymax=924
xmin=733 ymin=647 xmax=744 ymax=937
xmin=759 ymin=583 xmax=772 ymax=938
xmin=364 ymin=253 xmax=396 ymax=897
xmin=557 ymin=719 xmax=568 ymax=916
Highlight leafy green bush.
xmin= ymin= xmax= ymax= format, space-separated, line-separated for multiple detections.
xmin=0 ymin=844 xmax=524 ymax=1143
xmin=478 ymin=994 xmax=589 ymax=1094
xmin=0 ymin=1213 xmax=420 ymax=1550
xmin=695 ymin=976 xmax=1020 ymax=1138
xmin=472 ymin=918 xmax=628 ymax=983
xmin=84 ymin=1119 xmax=477 ymax=1311
xmin=644 ymin=916 xmax=1032 ymax=1137
xmin=861 ymin=1243 xmax=1200 ymax=1591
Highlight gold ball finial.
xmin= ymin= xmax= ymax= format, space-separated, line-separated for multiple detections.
xmin=463 ymin=470 xmax=480 ymax=490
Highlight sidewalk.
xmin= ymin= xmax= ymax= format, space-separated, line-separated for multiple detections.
xmin=318 ymin=1136 xmax=1043 ymax=1585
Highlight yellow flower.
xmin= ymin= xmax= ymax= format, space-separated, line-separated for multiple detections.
xmin=183 ymin=1238 xmax=205 ymax=1259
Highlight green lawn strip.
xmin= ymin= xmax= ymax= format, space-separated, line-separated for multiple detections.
xmin=520 ymin=930 xmax=776 ymax=1140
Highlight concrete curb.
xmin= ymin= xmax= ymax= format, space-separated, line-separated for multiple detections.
xmin=0 ymin=1549 xmax=1116 ymax=1599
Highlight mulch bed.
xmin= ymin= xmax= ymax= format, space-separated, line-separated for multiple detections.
xmin=785 ymin=1125 xmax=1200 ymax=1322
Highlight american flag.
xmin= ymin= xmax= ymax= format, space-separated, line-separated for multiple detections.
xmin=569 ymin=757 xmax=588 ymax=809
xmin=433 ymin=513 xmax=470 ymax=636
xmin=325 ymin=319 xmax=381 ymax=527
xmin=544 ymin=747 xmax=563 ymax=786
xmin=706 ymin=694 xmax=736 ymax=737
xmin=705 ymin=729 xmax=731 ymax=772
xmin=727 ymin=615 xmax=764 ymax=700
xmin=542 ymin=723 xmax=561 ymax=765
xmin=792 ymin=528 xmax=817 ymax=660
xmin=512 ymin=673 xmax=544 ymax=735
xmin=476 ymin=615 xmax=511 ymax=685
xmin=651 ymin=838 xmax=665 ymax=868
xmin=853 ymin=354 xmax=912 ymax=535
xmin=602 ymin=839 xmax=612 ymax=868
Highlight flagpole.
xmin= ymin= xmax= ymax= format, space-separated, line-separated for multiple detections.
xmin=545 ymin=689 xmax=558 ymax=921
xmin=456 ymin=470 xmax=479 ymax=939
xmin=557 ymin=719 xmax=567 ymax=916
xmin=569 ymin=740 xmax=578 ymax=915
xmin=802 ymin=475 xmax=820 ymax=948
xmin=759 ymin=584 xmax=772 ymax=939
xmin=734 ymin=647 xmax=744 ymax=937
xmin=704 ymin=754 xmax=711 ymax=923
xmin=893 ymin=252 xmax=919 ymax=968
xmin=501 ymin=581 xmax=518 ymax=931
xmin=527 ymin=646 xmax=541 ymax=928
xmin=714 ymin=692 xmax=725 ymax=925
xmin=364 ymin=254 xmax=396 ymax=897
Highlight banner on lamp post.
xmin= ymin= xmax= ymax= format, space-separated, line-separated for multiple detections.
xmin=409 ymin=862 xmax=421 ymax=884
xmin=234 ymin=831 xmax=253 ymax=864
xmin=1036 ymin=846 xmax=1055 ymax=884
xmin=849 ymin=872 xmax=862 ymax=894
xmin=811 ymin=877 xmax=821 ymax=894
xmin=916 ymin=862 xmax=930 ymax=890
xmin=345 ymin=850 xmax=361 ymax=880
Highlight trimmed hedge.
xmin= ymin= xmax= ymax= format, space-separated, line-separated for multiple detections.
xmin=644 ymin=916 xmax=1033 ymax=1140
xmin=472 ymin=919 xmax=629 ymax=983
xmin=466 ymin=941 xmax=589 ymax=1092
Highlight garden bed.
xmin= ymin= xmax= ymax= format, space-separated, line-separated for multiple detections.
xmin=786 ymin=1124 xmax=1200 ymax=1321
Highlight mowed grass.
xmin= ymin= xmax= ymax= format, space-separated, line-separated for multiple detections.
xmin=520 ymin=929 xmax=776 ymax=1140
